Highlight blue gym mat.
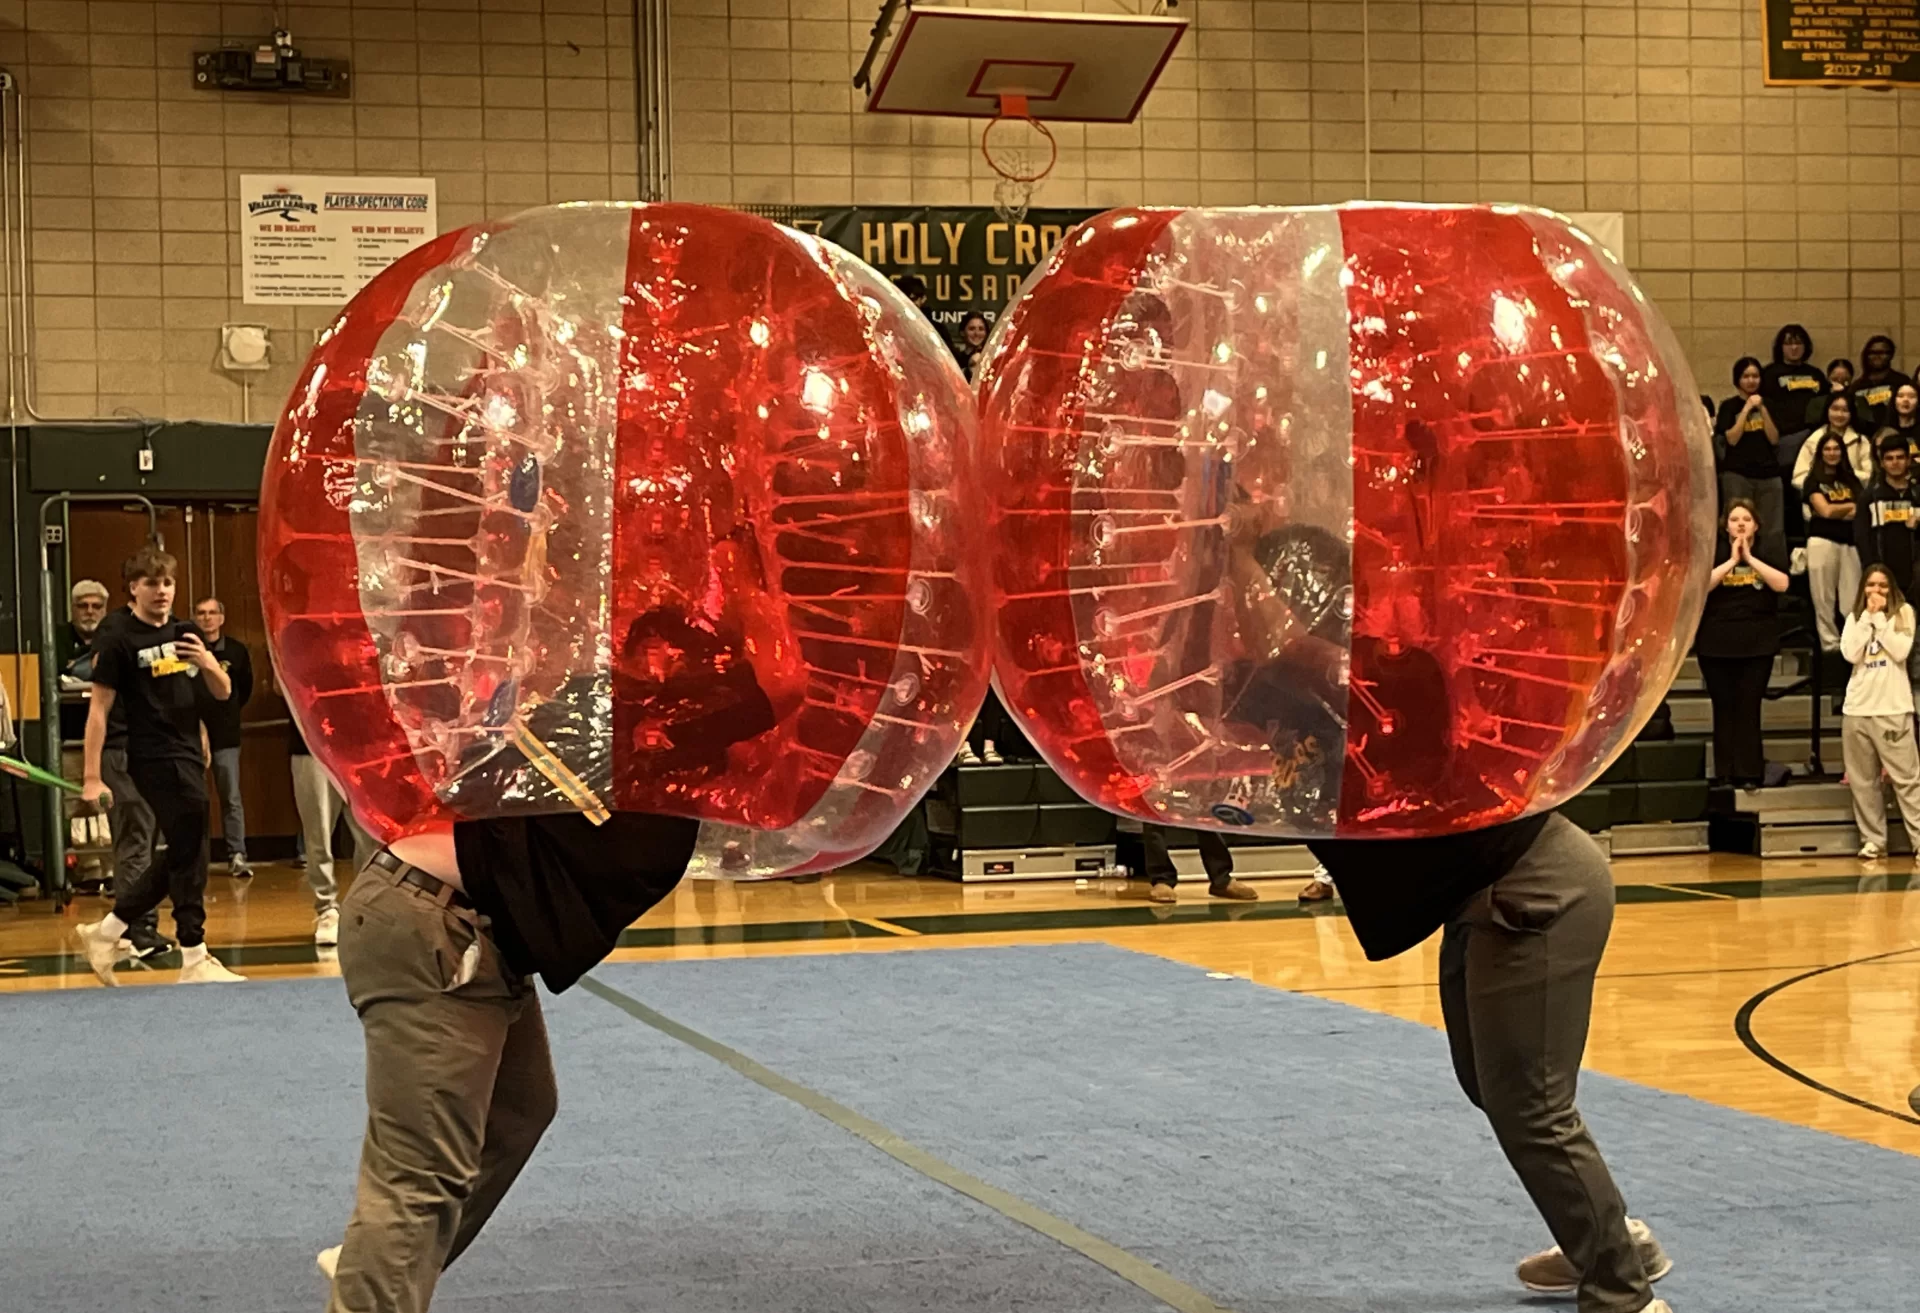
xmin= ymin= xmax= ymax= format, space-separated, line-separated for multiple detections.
xmin=2 ymin=942 xmax=1913 ymax=1312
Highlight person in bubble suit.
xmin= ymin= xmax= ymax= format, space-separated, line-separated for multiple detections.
xmin=1220 ymin=467 xmax=1676 ymax=1313
xmin=311 ymin=620 xmax=776 ymax=1313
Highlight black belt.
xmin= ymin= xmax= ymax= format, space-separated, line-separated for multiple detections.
xmin=367 ymin=848 xmax=472 ymax=911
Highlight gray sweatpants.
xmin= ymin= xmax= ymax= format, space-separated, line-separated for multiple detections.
xmin=1841 ymin=714 xmax=1920 ymax=851
xmin=1439 ymin=814 xmax=1652 ymax=1313
xmin=328 ymin=861 xmax=555 ymax=1313
xmin=290 ymin=755 xmax=372 ymax=914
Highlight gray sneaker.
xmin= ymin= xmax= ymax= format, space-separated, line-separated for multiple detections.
xmin=1515 ymin=1217 xmax=1672 ymax=1293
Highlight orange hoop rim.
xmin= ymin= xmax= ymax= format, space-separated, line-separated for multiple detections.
xmin=981 ymin=93 xmax=1058 ymax=185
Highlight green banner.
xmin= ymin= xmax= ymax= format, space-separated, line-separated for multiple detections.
xmin=741 ymin=205 xmax=1103 ymax=340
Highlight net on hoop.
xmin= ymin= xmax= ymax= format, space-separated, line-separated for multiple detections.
xmin=982 ymin=94 xmax=1057 ymax=223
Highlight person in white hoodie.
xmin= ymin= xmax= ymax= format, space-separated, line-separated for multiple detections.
xmin=1791 ymin=391 xmax=1875 ymax=491
xmin=1838 ymin=564 xmax=1920 ymax=861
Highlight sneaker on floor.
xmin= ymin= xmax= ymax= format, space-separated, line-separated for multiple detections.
xmin=1516 ymin=1216 xmax=1671 ymax=1293
xmin=317 ymin=1245 xmax=341 ymax=1280
xmin=1209 ymin=878 xmax=1259 ymax=901
xmin=314 ymin=908 xmax=340 ymax=948
xmin=178 ymin=952 xmax=246 ymax=984
xmin=981 ymin=740 xmax=1004 ymax=764
xmin=956 ymin=743 xmax=982 ymax=766
xmin=228 ymin=857 xmax=253 ymax=879
xmin=1859 ymin=842 xmax=1885 ymax=860
xmin=73 ymin=920 xmax=121 ymax=986
xmin=1145 ymin=883 xmax=1176 ymax=904
xmin=126 ymin=924 xmax=175 ymax=960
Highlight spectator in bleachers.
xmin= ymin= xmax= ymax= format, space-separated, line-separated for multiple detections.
xmin=1761 ymin=323 xmax=1825 ymax=438
xmin=1856 ymin=435 xmax=1920 ymax=601
xmin=1838 ymin=565 xmax=1920 ymax=862
xmin=1715 ymin=357 xmax=1785 ymax=559
xmin=1875 ymin=381 xmax=1920 ymax=455
xmin=1792 ymin=392 xmax=1874 ymax=489
xmin=1850 ymin=335 xmax=1911 ymax=432
xmin=192 ymin=597 xmax=254 ymax=878
xmin=953 ymin=311 xmax=990 ymax=382
xmin=1808 ymin=358 xmax=1856 ymax=431
xmin=1802 ymin=431 xmax=1864 ymax=653
xmin=1696 ymin=499 xmax=1791 ymax=790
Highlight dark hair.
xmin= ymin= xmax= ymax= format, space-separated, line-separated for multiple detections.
xmin=1730 ymin=355 xmax=1763 ymax=389
xmin=895 ymin=273 xmax=929 ymax=301
xmin=122 ymin=545 xmax=177 ymax=586
xmin=1877 ymin=432 xmax=1911 ymax=468
xmin=1699 ymin=394 xmax=1714 ymax=418
xmin=1853 ymin=563 xmax=1913 ymax=631
xmin=1862 ymin=335 xmax=1898 ymax=370
xmin=1771 ymin=323 xmax=1813 ymax=364
xmin=1828 ymin=357 xmax=1856 ymax=380
xmin=959 ymin=312 xmax=989 ymax=332
xmin=1810 ymin=431 xmax=1862 ymax=496
xmin=1723 ymin=496 xmax=1761 ymax=533
xmin=1824 ymin=391 xmax=1856 ymax=430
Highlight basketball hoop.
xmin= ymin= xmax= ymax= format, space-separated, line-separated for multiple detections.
xmin=982 ymin=94 xmax=1056 ymax=224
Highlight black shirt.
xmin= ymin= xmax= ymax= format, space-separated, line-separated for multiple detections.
xmin=1760 ymin=362 xmax=1824 ymax=436
xmin=1694 ymin=537 xmax=1789 ymax=660
xmin=1857 ymin=478 xmax=1920 ymax=595
xmin=455 ymin=811 xmax=699 ymax=993
xmin=1714 ymin=395 xmax=1775 ymax=477
xmin=1801 ymin=472 xmax=1861 ymax=545
xmin=1307 ymin=814 xmax=1553 ymax=962
xmin=196 ymin=635 xmax=253 ymax=750
xmin=1851 ymin=371 xmax=1913 ymax=432
xmin=88 ymin=612 xmax=208 ymax=765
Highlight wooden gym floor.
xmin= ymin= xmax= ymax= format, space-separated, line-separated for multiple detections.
xmin=2 ymin=851 xmax=1916 ymax=1158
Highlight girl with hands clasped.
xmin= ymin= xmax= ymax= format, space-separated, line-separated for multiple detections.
xmin=1696 ymin=501 xmax=1791 ymax=790
xmin=1839 ymin=566 xmax=1920 ymax=861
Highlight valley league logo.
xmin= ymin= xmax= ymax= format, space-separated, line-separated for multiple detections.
xmin=248 ymin=187 xmax=320 ymax=222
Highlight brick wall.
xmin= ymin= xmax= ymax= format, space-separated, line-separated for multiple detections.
xmin=672 ymin=0 xmax=1920 ymax=392
xmin=15 ymin=0 xmax=1920 ymax=421
xmin=12 ymin=0 xmax=636 ymax=422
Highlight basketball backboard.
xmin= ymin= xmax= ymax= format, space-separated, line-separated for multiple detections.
xmin=859 ymin=5 xmax=1187 ymax=124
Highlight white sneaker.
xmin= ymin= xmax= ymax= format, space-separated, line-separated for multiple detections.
xmin=314 ymin=908 xmax=340 ymax=947
xmin=178 ymin=951 xmax=246 ymax=984
xmin=73 ymin=920 xmax=120 ymax=986
xmin=317 ymin=1244 xmax=341 ymax=1280
xmin=1859 ymin=842 xmax=1885 ymax=860
xmin=1515 ymin=1216 xmax=1671 ymax=1293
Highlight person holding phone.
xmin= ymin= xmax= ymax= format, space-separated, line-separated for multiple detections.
xmin=71 ymin=546 xmax=243 ymax=986
xmin=1696 ymin=500 xmax=1792 ymax=790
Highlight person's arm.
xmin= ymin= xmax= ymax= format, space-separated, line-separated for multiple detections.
xmin=1756 ymin=397 xmax=1780 ymax=444
xmin=177 ymin=632 xmax=231 ymax=700
xmin=81 ymin=684 xmax=115 ymax=805
xmin=1840 ymin=611 xmax=1872 ymax=664
xmin=1707 ymin=543 xmax=1739 ymax=588
xmin=1809 ymin=490 xmax=1834 ymax=519
xmin=1718 ymin=401 xmax=1746 ymax=444
xmin=1745 ymin=541 xmax=1791 ymax=593
xmin=232 ymin=643 xmax=254 ymax=710
xmin=1879 ymin=611 xmax=1916 ymax=665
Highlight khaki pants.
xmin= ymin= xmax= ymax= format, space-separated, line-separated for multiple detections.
xmin=1439 ymin=815 xmax=1652 ymax=1313
xmin=1841 ymin=714 xmax=1920 ymax=851
xmin=329 ymin=862 xmax=556 ymax=1313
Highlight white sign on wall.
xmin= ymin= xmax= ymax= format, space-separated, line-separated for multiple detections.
xmin=240 ymin=174 xmax=438 ymax=305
